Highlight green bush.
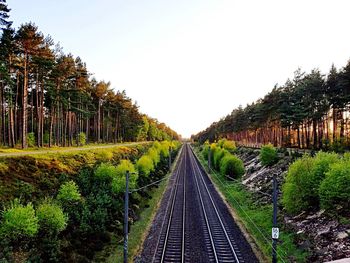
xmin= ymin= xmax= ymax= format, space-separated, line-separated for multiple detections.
xmin=57 ymin=181 xmax=81 ymax=203
xmin=222 ymin=140 xmax=236 ymax=152
xmin=27 ymin=132 xmax=36 ymax=147
xmin=37 ymin=200 xmax=68 ymax=234
xmin=202 ymin=144 xmax=210 ymax=160
xmin=94 ymin=163 xmax=117 ymax=180
xmin=213 ymin=148 xmax=228 ymax=170
xmin=260 ymin=144 xmax=278 ymax=166
xmin=111 ymin=160 xmax=138 ymax=194
xmin=159 ymin=141 xmax=170 ymax=158
xmin=78 ymin=132 xmax=86 ymax=146
xmin=282 ymin=152 xmax=339 ymax=214
xmin=136 ymin=155 xmax=154 ymax=177
xmin=0 ymin=199 xmax=38 ymax=238
xmin=319 ymin=160 xmax=350 ymax=212
xmin=147 ymin=147 xmax=160 ymax=166
xmin=209 ymin=143 xmax=217 ymax=166
xmin=217 ymin=139 xmax=236 ymax=152
xmin=43 ymin=132 xmax=50 ymax=144
xmin=312 ymin=151 xmax=339 ymax=188
xmin=282 ymin=156 xmax=314 ymax=214
xmin=219 ymin=154 xmax=245 ymax=178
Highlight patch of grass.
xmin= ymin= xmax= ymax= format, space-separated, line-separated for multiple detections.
xmin=0 ymin=144 xmax=151 ymax=203
xmin=194 ymin=148 xmax=308 ymax=263
xmin=0 ymin=142 xmax=148 ymax=155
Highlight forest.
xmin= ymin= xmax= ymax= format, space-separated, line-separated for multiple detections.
xmin=0 ymin=1 xmax=179 ymax=149
xmin=194 ymin=64 xmax=350 ymax=151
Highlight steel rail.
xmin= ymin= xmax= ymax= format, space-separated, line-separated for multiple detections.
xmin=153 ymin=145 xmax=187 ymax=263
xmin=189 ymin=145 xmax=240 ymax=263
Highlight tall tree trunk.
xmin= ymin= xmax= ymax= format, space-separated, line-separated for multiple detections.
xmin=36 ymin=73 xmax=40 ymax=147
xmin=1 ymin=80 xmax=6 ymax=146
xmin=8 ymin=106 xmax=15 ymax=147
xmin=332 ymin=107 xmax=337 ymax=142
xmin=14 ymin=72 xmax=19 ymax=144
xmin=313 ymin=119 xmax=317 ymax=149
xmin=22 ymin=55 xmax=28 ymax=148
xmin=40 ymin=83 xmax=44 ymax=147
xmin=49 ymin=106 xmax=54 ymax=147
xmin=97 ymin=99 xmax=101 ymax=142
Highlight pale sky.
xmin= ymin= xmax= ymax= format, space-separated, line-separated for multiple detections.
xmin=10 ymin=0 xmax=350 ymax=138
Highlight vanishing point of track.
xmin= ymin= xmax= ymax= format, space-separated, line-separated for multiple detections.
xmin=152 ymin=144 xmax=249 ymax=263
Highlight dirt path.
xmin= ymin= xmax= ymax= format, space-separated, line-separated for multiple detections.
xmin=0 ymin=142 xmax=146 ymax=157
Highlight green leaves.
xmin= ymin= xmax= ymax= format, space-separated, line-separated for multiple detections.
xmin=111 ymin=160 xmax=137 ymax=194
xmin=1 ymin=199 xmax=38 ymax=239
xmin=319 ymin=160 xmax=350 ymax=212
xmin=57 ymin=181 xmax=81 ymax=203
xmin=94 ymin=163 xmax=117 ymax=180
xmin=282 ymin=152 xmax=340 ymax=214
xmin=78 ymin=132 xmax=86 ymax=146
xmin=36 ymin=200 xmax=68 ymax=234
xmin=219 ymin=155 xmax=245 ymax=179
xmin=136 ymin=155 xmax=154 ymax=177
xmin=259 ymin=144 xmax=278 ymax=166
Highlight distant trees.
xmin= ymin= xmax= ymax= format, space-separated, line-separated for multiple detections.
xmin=194 ymin=62 xmax=350 ymax=150
xmin=0 ymin=2 xmax=178 ymax=148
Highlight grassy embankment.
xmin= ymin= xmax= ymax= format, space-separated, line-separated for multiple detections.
xmin=0 ymin=142 xmax=146 ymax=155
xmin=96 ymin=146 xmax=182 ymax=263
xmin=0 ymin=143 xmax=149 ymax=202
xmin=194 ymin=147 xmax=308 ymax=263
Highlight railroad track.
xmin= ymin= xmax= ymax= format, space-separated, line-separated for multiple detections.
xmin=152 ymin=144 xmax=246 ymax=263
xmin=189 ymin=146 xmax=243 ymax=263
xmin=153 ymin=145 xmax=186 ymax=263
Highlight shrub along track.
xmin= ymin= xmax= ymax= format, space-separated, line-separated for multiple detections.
xmin=139 ymin=144 xmax=258 ymax=263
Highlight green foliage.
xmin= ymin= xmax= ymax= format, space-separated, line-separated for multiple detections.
xmin=282 ymin=152 xmax=340 ymax=214
xmin=209 ymin=143 xmax=217 ymax=165
xmin=217 ymin=139 xmax=236 ymax=152
xmin=213 ymin=148 xmax=228 ymax=170
xmin=282 ymin=156 xmax=314 ymax=214
xmin=319 ymin=160 xmax=350 ymax=212
xmin=111 ymin=160 xmax=138 ymax=194
xmin=202 ymin=144 xmax=210 ymax=160
xmin=312 ymin=151 xmax=339 ymax=187
xmin=222 ymin=140 xmax=236 ymax=152
xmin=27 ymin=132 xmax=36 ymax=147
xmin=36 ymin=200 xmax=68 ymax=234
xmin=259 ymin=144 xmax=278 ymax=166
xmin=219 ymin=154 xmax=245 ymax=178
xmin=136 ymin=155 xmax=154 ymax=177
xmin=94 ymin=163 xmax=117 ymax=180
xmin=0 ymin=199 xmax=38 ymax=238
xmin=43 ymin=132 xmax=50 ymax=144
xmin=331 ymin=138 xmax=345 ymax=153
xmin=147 ymin=147 xmax=160 ymax=166
xmin=159 ymin=141 xmax=170 ymax=158
xmin=78 ymin=132 xmax=86 ymax=146
xmin=57 ymin=181 xmax=81 ymax=203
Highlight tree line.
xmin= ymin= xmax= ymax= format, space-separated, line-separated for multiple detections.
xmin=0 ymin=1 xmax=179 ymax=148
xmin=193 ymin=61 xmax=350 ymax=150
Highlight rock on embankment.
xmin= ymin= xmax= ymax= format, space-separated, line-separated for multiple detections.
xmin=235 ymin=147 xmax=350 ymax=262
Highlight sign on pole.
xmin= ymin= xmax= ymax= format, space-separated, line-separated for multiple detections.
xmin=272 ymin=227 xmax=279 ymax=239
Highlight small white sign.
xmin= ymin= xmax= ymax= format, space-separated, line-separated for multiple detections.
xmin=272 ymin=227 xmax=279 ymax=239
